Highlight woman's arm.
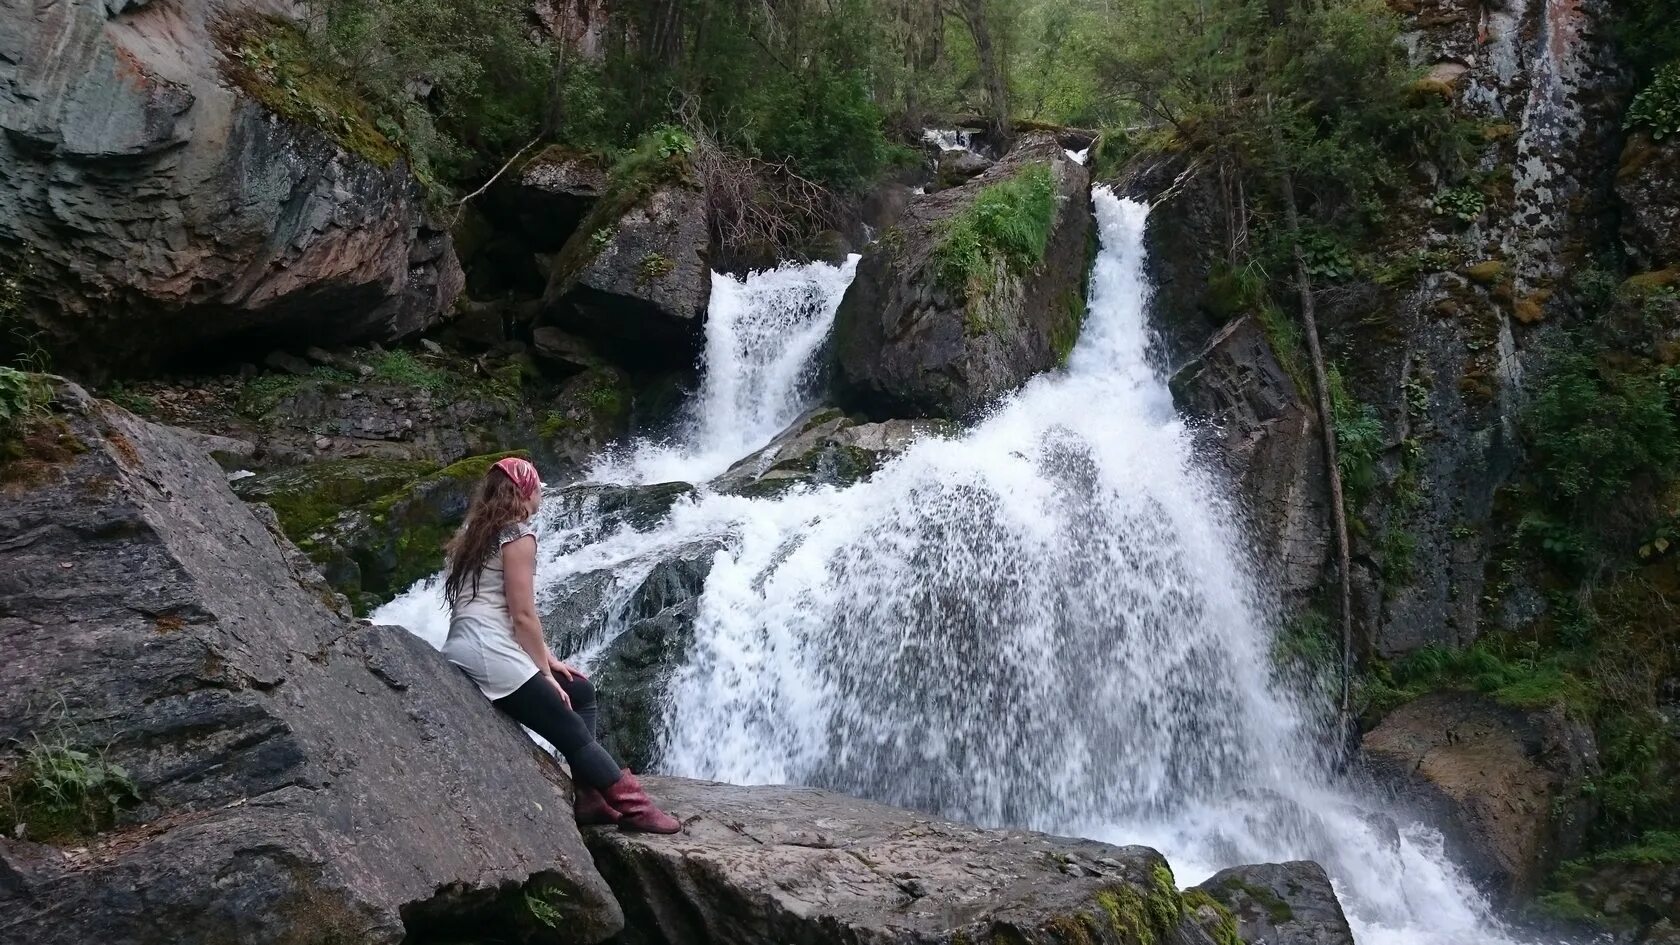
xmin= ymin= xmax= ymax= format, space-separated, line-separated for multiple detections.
xmin=501 ymin=536 xmax=570 ymax=707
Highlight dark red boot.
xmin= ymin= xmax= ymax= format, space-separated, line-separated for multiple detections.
xmin=601 ymin=769 xmax=681 ymax=834
xmin=575 ymin=784 xmax=621 ymax=826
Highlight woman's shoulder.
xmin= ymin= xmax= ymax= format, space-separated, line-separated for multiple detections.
xmin=497 ymin=519 xmax=537 ymax=547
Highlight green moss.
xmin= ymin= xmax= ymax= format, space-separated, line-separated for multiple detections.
xmin=242 ymin=458 xmax=436 ymax=541
xmin=1218 ymin=877 xmax=1293 ymax=925
xmin=371 ymin=349 xmax=452 ymax=392
xmin=218 ymin=15 xmax=400 ymax=166
xmin=1464 ymin=259 xmax=1508 ymax=285
xmin=236 ymin=365 xmax=355 ymax=419
xmin=1180 ymin=890 xmax=1241 ymax=945
xmin=551 ymin=128 xmax=698 ymax=285
xmin=1052 ymin=289 xmax=1087 ymax=364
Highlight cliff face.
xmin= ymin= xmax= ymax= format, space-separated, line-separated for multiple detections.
xmin=1147 ymin=0 xmax=1629 ymax=659
xmin=0 ymin=0 xmax=461 ymax=375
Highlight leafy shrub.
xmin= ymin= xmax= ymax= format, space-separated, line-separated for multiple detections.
xmin=1328 ymin=367 xmax=1384 ymax=510
xmin=1525 ymin=340 xmax=1678 ymax=506
xmin=1626 ymin=62 xmax=1680 ymax=141
xmin=934 ymin=163 xmax=1058 ymax=300
xmin=1297 ymin=230 xmax=1356 ymax=281
xmin=0 ymin=366 xmax=40 ymax=437
xmin=1432 ymin=184 xmax=1486 ymax=222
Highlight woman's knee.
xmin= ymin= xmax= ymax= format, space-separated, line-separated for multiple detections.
xmin=561 ymin=674 xmax=597 ymax=706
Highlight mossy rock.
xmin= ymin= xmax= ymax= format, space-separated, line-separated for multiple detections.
xmin=235 ymin=451 xmax=527 ymax=613
xmin=1464 ymin=260 xmax=1508 ymax=285
xmin=1625 ymin=268 xmax=1679 ymax=292
xmin=234 ymin=457 xmax=436 ymax=538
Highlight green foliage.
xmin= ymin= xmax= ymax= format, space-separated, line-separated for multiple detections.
xmin=1613 ymin=0 xmax=1680 ymax=85
xmin=1297 ymin=230 xmax=1355 ymax=281
xmin=371 ymin=349 xmax=450 ymax=394
xmin=0 ymin=366 xmax=44 ymax=439
xmin=1 ymin=733 xmax=139 ymax=843
xmin=1525 ymin=336 xmax=1679 ymax=508
xmin=934 ymin=163 xmax=1058 ymax=304
xmin=1359 ymin=640 xmax=1596 ymax=723
xmin=1432 ymin=184 xmax=1486 ymax=222
xmin=525 ymin=888 xmax=565 ymax=928
xmin=1626 ymin=62 xmax=1680 ymax=141
xmin=1328 ymin=367 xmax=1383 ymax=511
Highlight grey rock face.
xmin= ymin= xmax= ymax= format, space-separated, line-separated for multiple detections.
xmin=544 ymin=183 xmax=712 ymax=369
xmin=0 ymin=383 xmax=620 ymax=945
xmin=0 ymin=0 xmax=462 ymax=374
xmin=1618 ymin=132 xmax=1680 ymax=269
xmin=1170 ymin=316 xmax=1329 ymax=604
xmin=1194 ymin=861 xmax=1354 ymax=945
xmin=507 ymin=150 xmax=611 ymax=251
xmin=1361 ymin=691 xmax=1599 ymax=902
xmin=587 ymin=777 xmax=1225 ymax=945
xmin=833 ymin=135 xmax=1093 ymax=419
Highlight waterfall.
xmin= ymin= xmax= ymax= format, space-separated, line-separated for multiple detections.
xmin=378 ymin=191 xmax=1559 ymax=945
xmin=589 ymin=256 xmax=860 ymax=486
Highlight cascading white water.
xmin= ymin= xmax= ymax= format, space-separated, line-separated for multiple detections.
xmin=589 ymin=255 xmax=860 ymax=486
xmin=378 ymin=190 xmax=1563 ymax=945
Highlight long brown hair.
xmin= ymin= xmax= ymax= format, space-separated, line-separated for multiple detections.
xmin=443 ymin=466 xmax=530 ymax=606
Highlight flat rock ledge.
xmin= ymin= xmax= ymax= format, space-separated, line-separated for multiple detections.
xmin=586 ymin=777 xmax=1235 ymax=945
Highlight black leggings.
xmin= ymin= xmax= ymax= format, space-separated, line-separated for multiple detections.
xmin=493 ymin=673 xmax=623 ymax=789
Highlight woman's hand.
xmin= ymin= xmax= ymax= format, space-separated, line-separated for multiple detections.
xmin=547 ymin=654 xmax=587 ymax=681
xmin=545 ymin=673 xmax=572 ymax=708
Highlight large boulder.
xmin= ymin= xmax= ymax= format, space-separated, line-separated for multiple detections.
xmin=1169 ymin=316 xmax=1329 ymax=604
xmin=1618 ymin=132 xmax=1680 ymax=269
xmin=502 ymin=148 xmax=612 ymax=251
xmin=710 ymin=406 xmax=946 ymax=497
xmin=543 ymin=177 xmax=712 ymax=370
xmin=0 ymin=382 xmax=621 ymax=944
xmin=586 ymin=777 xmax=1234 ymax=945
xmin=1361 ymin=691 xmax=1599 ymax=902
xmin=0 ymin=0 xmax=462 ymax=375
xmin=832 ymin=135 xmax=1093 ymax=419
xmin=1193 ymin=861 xmax=1354 ymax=945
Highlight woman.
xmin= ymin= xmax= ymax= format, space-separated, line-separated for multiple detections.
xmin=440 ymin=456 xmax=680 ymax=833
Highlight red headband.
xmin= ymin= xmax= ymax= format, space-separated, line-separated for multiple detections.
xmin=493 ymin=457 xmax=542 ymax=500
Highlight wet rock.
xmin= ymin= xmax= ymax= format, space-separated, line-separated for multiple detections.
xmin=1361 ymin=691 xmax=1599 ymax=902
xmin=0 ymin=1 xmax=462 ymax=375
xmin=833 ymin=135 xmax=1093 ymax=419
xmin=0 ymin=382 xmax=620 ymax=945
xmin=590 ymin=600 xmax=698 ymax=770
xmin=586 ymin=776 xmax=1227 ymax=945
xmin=553 ymin=480 xmax=697 ymax=538
xmin=1169 ymin=316 xmax=1329 ymax=604
xmin=711 ymin=406 xmax=945 ymax=497
xmin=1618 ymin=132 xmax=1680 ymax=268
xmin=542 ymin=538 xmax=723 ymax=658
xmin=544 ymin=181 xmax=712 ymax=370
xmin=1194 ymin=861 xmax=1354 ymax=945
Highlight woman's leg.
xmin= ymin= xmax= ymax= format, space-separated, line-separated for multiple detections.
xmin=493 ymin=675 xmax=622 ymax=789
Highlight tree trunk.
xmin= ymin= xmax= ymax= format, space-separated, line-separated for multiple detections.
xmin=1276 ymin=160 xmax=1356 ymax=742
xmin=955 ymin=0 xmax=1011 ymax=147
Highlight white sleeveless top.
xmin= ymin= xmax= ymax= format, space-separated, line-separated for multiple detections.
xmin=442 ymin=520 xmax=541 ymax=699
